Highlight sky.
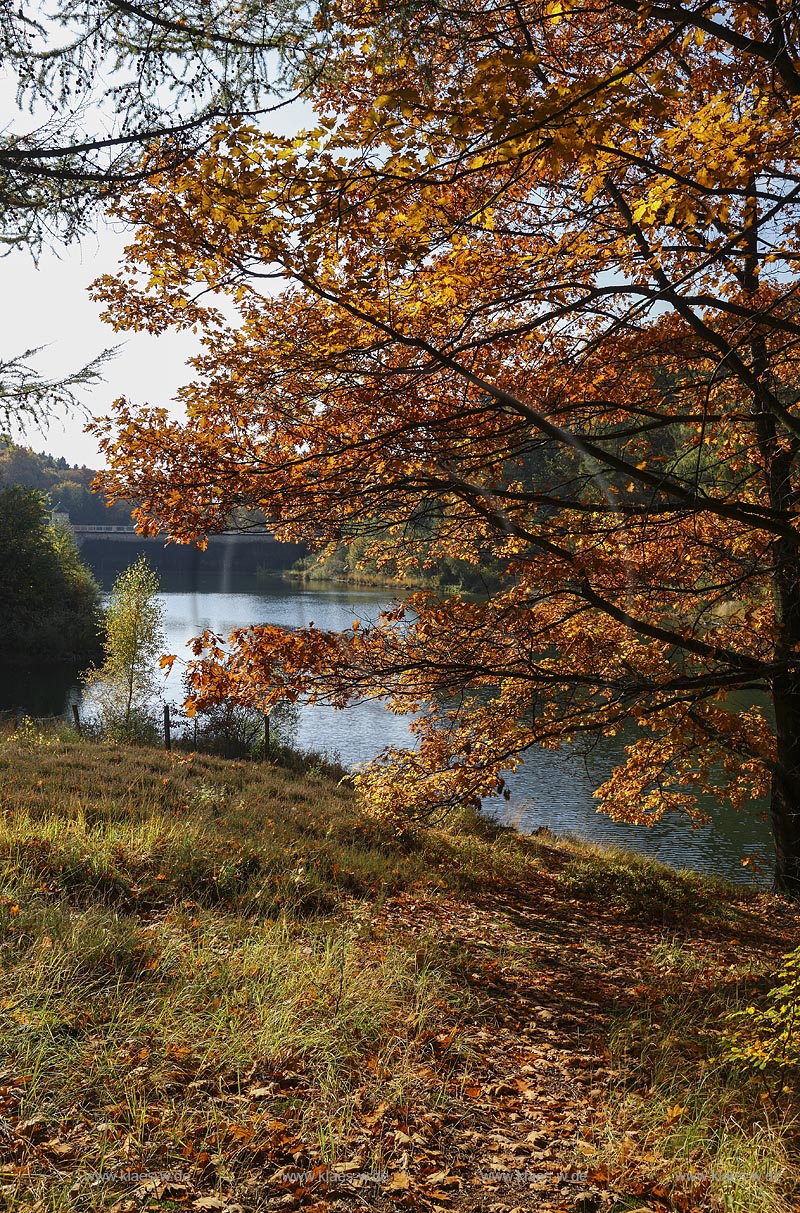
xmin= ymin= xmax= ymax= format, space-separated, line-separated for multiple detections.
xmin=3 ymin=37 xmax=313 ymax=472
xmin=5 ymin=218 xmax=213 ymax=470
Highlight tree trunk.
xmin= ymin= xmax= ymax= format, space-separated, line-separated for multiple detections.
xmin=743 ymin=179 xmax=800 ymax=898
xmin=771 ymin=678 xmax=800 ymax=898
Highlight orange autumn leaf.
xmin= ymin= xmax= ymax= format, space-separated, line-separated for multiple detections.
xmin=92 ymin=0 xmax=800 ymax=893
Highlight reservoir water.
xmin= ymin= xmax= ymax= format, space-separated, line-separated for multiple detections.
xmin=1 ymin=576 xmax=774 ymax=884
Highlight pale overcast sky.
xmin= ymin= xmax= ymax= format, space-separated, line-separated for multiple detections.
xmin=5 ymin=221 xmax=203 ymax=468
xmin=4 ymin=63 xmax=313 ymax=470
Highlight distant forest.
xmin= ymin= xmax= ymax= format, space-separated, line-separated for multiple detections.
xmin=0 ymin=443 xmax=133 ymax=526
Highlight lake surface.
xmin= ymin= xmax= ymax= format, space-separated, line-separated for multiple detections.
xmin=1 ymin=577 xmax=774 ymax=884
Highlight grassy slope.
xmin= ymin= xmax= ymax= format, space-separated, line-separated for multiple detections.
xmin=0 ymin=729 xmax=798 ymax=1213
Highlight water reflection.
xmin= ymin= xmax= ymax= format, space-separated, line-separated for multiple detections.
xmin=484 ymin=741 xmax=771 ymax=883
xmin=156 ymin=583 xmax=413 ymax=765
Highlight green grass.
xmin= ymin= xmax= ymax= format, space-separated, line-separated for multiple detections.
xmin=0 ymin=724 xmax=798 ymax=1211
xmin=0 ymin=728 xmax=428 ymax=916
xmin=0 ymin=731 xmax=449 ymax=1208
xmin=596 ymin=938 xmax=800 ymax=1213
xmin=551 ymin=834 xmax=741 ymax=922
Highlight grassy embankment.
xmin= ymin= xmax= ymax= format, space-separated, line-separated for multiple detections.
xmin=0 ymin=723 xmax=799 ymax=1213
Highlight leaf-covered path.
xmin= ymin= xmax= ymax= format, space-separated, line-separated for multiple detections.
xmin=5 ymin=867 xmax=799 ymax=1213
xmin=332 ymin=872 xmax=800 ymax=1213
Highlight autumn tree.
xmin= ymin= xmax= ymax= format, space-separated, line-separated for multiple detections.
xmin=92 ymin=0 xmax=800 ymax=894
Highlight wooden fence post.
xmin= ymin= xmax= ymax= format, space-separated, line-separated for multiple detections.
xmin=164 ymin=703 xmax=171 ymax=751
xmin=72 ymin=704 xmax=81 ymax=735
xmin=264 ymin=713 xmax=270 ymax=758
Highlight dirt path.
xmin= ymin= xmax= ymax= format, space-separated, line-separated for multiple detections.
xmin=338 ymin=871 xmax=800 ymax=1213
xmin=5 ymin=842 xmax=800 ymax=1213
